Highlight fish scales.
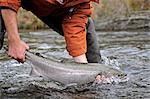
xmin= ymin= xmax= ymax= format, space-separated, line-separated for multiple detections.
xmin=26 ymin=52 xmax=125 ymax=85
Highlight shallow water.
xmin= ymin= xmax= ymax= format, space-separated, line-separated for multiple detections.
xmin=0 ymin=30 xmax=150 ymax=98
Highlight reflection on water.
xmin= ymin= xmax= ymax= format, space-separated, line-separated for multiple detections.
xmin=0 ymin=30 xmax=150 ymax=98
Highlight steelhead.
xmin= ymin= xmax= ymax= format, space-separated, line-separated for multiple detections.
xmin=26 ymin=52 xmax=126 ymax=85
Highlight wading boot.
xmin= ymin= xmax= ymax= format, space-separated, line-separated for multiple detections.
xmin=86 ymin=18 xmax=102 ymax=63
xmin=0 ymin=11 xmax=6 ymax=50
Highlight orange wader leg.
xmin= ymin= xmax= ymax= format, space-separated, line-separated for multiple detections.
xmin=62 ymin=14 xmax=88 ymax=57
xmin=62 ymin=13 xmax=88 ymax=57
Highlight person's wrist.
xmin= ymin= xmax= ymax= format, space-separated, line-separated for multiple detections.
xmin=8 ymin=36 xmax=21 ymax=44
xmin=8 ymin=32 xmax=20 ymax=42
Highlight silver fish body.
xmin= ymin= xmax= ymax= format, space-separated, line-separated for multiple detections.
xmin=26 ymin=52 xmax=125 ymax=85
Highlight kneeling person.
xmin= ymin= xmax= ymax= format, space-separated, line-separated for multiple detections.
xmin=0 ymin=0 xmax=101 ymax=63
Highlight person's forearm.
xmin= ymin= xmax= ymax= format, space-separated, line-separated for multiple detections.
xmin=1 ymin=9 xmax=20 ymax=43
xmin=1 ymin=9 xmax=29 ymax=63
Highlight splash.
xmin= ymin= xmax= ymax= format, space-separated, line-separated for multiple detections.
xmin=94 ymin=55 xmax=129 ymax=85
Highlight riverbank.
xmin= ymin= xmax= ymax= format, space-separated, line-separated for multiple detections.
xmin=95 ymin=11 xmax=150 ymax=31
xmin=17 ymin=0 xmax=150 ymax=31
xmin=18 ymin=9 xmax=150 ymax=32
xmin=17 ymin=8 xmax=46 ymax=30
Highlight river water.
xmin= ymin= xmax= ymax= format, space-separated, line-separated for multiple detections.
xmin=0 ymin=30 xmax=150 ymax=99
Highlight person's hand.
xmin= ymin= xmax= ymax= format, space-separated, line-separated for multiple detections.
xmin=73 ymin=54 xmax=88 ymax=63
xmin=8 ymin=40 xmax=29 ymax=63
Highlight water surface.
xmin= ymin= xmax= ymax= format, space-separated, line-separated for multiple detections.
xmin=0 ymin=30 xmax=150 ymax=99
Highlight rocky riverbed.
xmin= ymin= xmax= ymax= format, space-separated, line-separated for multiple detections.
xmin=0 ymin=31 xmax=150 ymax=99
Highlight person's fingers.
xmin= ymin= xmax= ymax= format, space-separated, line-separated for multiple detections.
xmin=17 ymin=59 xmax=24 ymax=63
xmin=21 ymin=57 xmax=25 ymax=63
xmin=24 ymin=51 xmax=27 ymax=60
xmin=13 ymin=51 xmax=26 ymax=63
xmin=8 ymin=52 xmax=17 ymax=59
xmin=8 ymin=51 xmax=12 ymax=57
xmin=8 ymin=53 xmax=12 ymax=58
xmin=17 ymin=55 xmax=25 ymax=63
xmin=26 ymin=45 xmax=29 ymax=51
xmin=23 ymin=42 xmax=29 ymax=51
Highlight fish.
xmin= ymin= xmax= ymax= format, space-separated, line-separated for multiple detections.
xmin=26 ymin=52 xmax=126 ymax=85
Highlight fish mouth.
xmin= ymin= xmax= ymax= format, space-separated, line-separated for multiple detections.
xmin=94 ymin=72 xmax=129 ymax=85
